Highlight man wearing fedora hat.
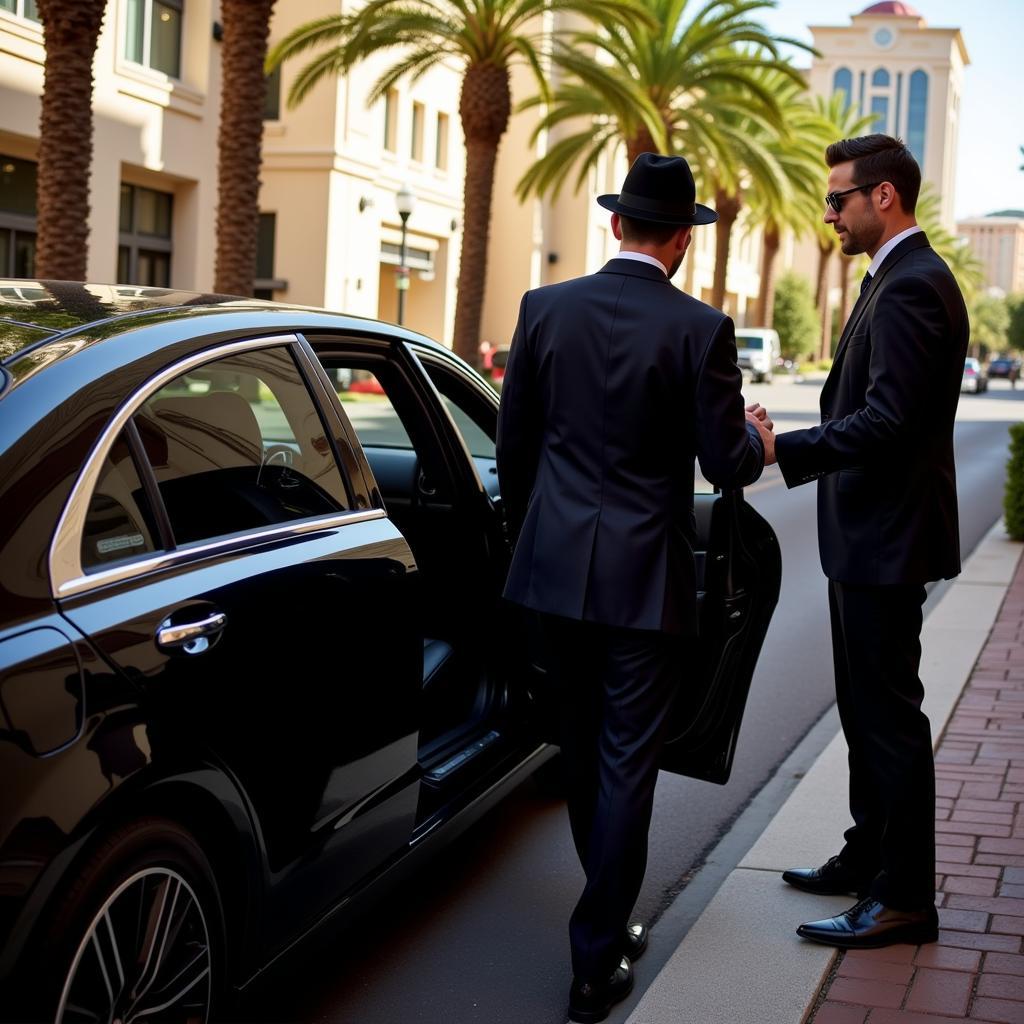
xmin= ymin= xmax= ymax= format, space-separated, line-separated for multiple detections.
xmin=497 ymin=152 xmax=775 ymax=1022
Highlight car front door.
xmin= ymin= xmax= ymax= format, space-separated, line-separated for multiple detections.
xmin=52 ymin=336 xmax=423 ymax=955
xmin=658 ymin=490 xmax=781 ymax=784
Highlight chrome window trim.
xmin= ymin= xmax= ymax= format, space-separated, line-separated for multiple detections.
xmin=53 ymin=508 xmax=388 ymax=600
xmin=48 ymin=333 xmax=369 ymax=598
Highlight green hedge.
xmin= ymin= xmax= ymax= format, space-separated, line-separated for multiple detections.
xmin=1004 ymin=422 xmax=1024 ymax=540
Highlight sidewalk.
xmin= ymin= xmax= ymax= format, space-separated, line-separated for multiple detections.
xmin=622 ymin=521 xmax=1024 ymax=1024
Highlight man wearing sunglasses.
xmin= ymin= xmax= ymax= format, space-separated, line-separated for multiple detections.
xmin=772 ymin=134 xmax=969 ymax=949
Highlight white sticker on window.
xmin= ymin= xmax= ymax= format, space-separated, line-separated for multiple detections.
xmin=97 ymin=534 xmax=146 ymax=555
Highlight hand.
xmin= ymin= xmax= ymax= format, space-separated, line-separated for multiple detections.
xmin=746 ymin=409 xmax=777 ymax=466
xmin=745 ymin=402 xmax=773 ymax=432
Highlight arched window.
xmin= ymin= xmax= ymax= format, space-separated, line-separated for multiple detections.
xmin=871 ymin=96 xmax=890 ymax=134
xmin=907 ymin=70 xmax=928 ymax=164
xmin=833 ymin=67 xmax=853 ymax=111
xmin=872 ymin=68 xmax=890 ymax=87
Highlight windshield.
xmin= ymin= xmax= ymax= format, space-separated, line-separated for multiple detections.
xmin=735 ymin=336 xmax=764 ymax=350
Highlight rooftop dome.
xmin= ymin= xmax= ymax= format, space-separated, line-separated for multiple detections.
xmin=861 ymin=2 xmax=922 ymax=14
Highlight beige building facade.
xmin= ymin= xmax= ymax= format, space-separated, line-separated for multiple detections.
xmin=806 ymin=2 xmax=968 ymax=230
xmin=957 ymin=213 xmax=1024 ymax=296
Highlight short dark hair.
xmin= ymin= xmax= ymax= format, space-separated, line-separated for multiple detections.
xmin=620 ymin=215 xmax=683 ymax=246
xmin=826 ymin=134 xmax=921 ymax=214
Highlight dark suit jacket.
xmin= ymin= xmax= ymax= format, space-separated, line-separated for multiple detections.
xmin=496 ymin=258 xmax=764 ymax=635
xmin=775 ymin=232 xmax=969 ymax=584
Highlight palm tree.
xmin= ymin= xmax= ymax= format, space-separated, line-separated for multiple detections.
xmin=34 ymin=0 xmax=107 ymax=281
xmin=747 ymin=84 xmax=836 ymax=327
xmin=215 ymin=0 xmax=277 ymax=297
xmin=807 ymin=94 xmax=873 ymax=358
xmin=915 ymin=184 xmax=984 ymax=301
xmin=516 ymin=0 xmax=808 ymax=203
xmin=267 ymin=0 xmax=650 ymax=366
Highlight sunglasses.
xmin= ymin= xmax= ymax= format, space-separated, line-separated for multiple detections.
xmin=824 ymin=182 xmax=882 ymax=213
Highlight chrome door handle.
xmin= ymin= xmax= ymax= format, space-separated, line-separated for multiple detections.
xmin=156 ymin=612 xmax=227 ymax=654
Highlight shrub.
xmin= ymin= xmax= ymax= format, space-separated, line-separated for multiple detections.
xmin=1004 ymin=422 xmax=1024 ymax=540
xmin=772 ymin=272 xmax=819 ymax=362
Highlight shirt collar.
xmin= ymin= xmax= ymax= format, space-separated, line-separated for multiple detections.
xmin=614 ymin=250 xmax=668 ymax=276
xmin=867 ymin=225 xmax=924 ymax=278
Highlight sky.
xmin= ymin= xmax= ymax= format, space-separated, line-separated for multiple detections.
xmin=755 ymin=0 xmax=1024 ymax=221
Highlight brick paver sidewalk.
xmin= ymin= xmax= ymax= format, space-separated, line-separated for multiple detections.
xmin=809 ymin=560 xmax=1024 ymax=1024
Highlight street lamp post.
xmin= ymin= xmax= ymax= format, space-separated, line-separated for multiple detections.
xmin=395 ymin=184 xmax=416 ymax=326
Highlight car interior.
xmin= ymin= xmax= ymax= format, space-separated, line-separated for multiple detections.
xmin=316 ymin=351 xmax=509 ymax=804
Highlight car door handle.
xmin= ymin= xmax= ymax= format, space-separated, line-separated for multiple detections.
xmin=156 ymin=612 xmax=227 ymax=654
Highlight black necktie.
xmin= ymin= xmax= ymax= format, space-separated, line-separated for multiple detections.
xmin=860 ymin=272 xmax=872 ymax=296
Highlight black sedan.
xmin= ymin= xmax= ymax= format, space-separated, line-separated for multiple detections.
xmin=0 ymin=281 xmax=780 ymax=1022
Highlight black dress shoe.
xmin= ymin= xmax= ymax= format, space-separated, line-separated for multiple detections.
xmin=797 ymin=896 xmax=939 ymax=949
xmin=623 ymin=922 xmax=648 ymax=961
xmin=782 ymin=855 xmax=871 ymax=897
xmin=568 ymin=957 xmax=634 ymax=1024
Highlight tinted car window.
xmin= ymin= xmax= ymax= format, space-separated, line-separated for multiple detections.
xmin=81 ymin=430 xmax=159 ymax=571
xmin=135 ymin=346 xmax=349 ymax=545
xmin=422 ymin=363 xmax=496 ymax=459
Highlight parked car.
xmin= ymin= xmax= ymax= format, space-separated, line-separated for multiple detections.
xmin=0 ymin=281 xmax=780 ymax=1021
xmin=735 ymin=328 xmax=781 ymax=383
xmin=962 ymin=357 xmax=988 ymax=393
xmin=988 ymin=356 xmax=1021 ymax=387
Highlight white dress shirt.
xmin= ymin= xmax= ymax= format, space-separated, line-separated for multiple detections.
xmin=867 ymin=225 xmax=924 ymax=278
xmin=614 ymin=250 xmax=668 ymax=276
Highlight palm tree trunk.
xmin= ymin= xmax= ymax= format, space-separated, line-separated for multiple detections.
xmin=214 ymin=0 xmax=277 ymax=296
xmin=839 ymin=257 xmax=854 ymax=326
xmin=711 ymin=188 xmax=741 ymax=311
xmin=34 ymin=0 xmax=107 ymax=281
xmin=815 ymin=241 xmax=832 ymax=361
xmin=754 ymin=222 xmax=780 ymax=326
xmin=626 ymin=127 xmax=658 ymax=166
xmin=453 ymin=61 xmax=511 ymax=367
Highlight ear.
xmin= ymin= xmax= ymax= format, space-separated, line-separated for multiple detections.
xmin=677 ymin=226 xmax=693 ymax=251
xmin=611 ymin=212 xmax=623 ymax=241
xmin=877 ymin=181 xmax=898 ymax=211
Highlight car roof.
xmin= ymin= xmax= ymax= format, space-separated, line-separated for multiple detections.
xmin=734 ymin=328 xmax=779 ymax=338
xmin=0 ymin=279 xmax=449 ymax=369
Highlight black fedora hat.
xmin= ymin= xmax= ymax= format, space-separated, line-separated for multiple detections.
xmin=597 ymin=152 xmax=717 ymax=226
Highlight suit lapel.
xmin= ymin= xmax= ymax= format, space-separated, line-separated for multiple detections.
xmin=830 ymin=232 xmax=931 ymax=369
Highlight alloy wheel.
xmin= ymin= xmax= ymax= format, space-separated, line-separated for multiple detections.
xmin=56 ymin=867 xmax=212 ymax=1023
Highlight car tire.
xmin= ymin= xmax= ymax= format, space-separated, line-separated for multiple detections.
xmin=16 ymin=818 xmax=225 ymax=1024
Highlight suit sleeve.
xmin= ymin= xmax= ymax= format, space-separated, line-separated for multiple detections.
xmin=496 ymin=293 xmax=542 ymax=540
xmin=695 ymin=315 xmax=765 ymax=489
xmin=775 ymin=274 xmax=948 ymax=488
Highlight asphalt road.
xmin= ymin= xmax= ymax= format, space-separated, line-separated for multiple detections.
xmin=238 ymin=377 xmax=1023 ymax=1024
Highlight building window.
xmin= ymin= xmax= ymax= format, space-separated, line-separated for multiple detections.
xmin=832 ymin=67 xmax=853 ymax=111
xmin=384 ymin=89 xmax=399 ymax=153
xmin=411 ymin=101 xmax=425 ymax=162
xmin=0 ymin=0 xmax=39 ymax=21
xmin=435 ymin=112 xmax=449 ymax=170
xmin=118 ymin=183 xmax=173 ymax=287
xmin=0 ymin=154 xmax=37 ymax=278
xmin=254 ymin=212 xmax=286 ymax=298
xmin=125 ymin=0 xmax=183 ymax=78
xmin=907 ymin=70 xmax=929 ymax=166
xmin=871 ymin=68 xmax=890 ymax=88
xmin=870 ymin=95 xmax=889 ymax=134
xmin=263 ymin=65 xmax=281 ymax=121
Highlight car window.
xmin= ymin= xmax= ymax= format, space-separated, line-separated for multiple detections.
xmin=421 ymin=362 xmax=496 ymax=460
xmin=134 ymin=346 xmax=350 ymax=546
xmin=735 ymin=336 xmax=764 ymax=350
xmin=327 ymin=368 xmax=414 ymax=449
xmin=81 ymin=430 xmax=159 ymax=571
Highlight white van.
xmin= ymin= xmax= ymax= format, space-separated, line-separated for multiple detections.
xmin=735 ymin=328 xmax=781 ymax=384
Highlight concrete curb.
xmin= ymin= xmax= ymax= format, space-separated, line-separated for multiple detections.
xmin=623 ymin=520 xmax=1024 ymax=1024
